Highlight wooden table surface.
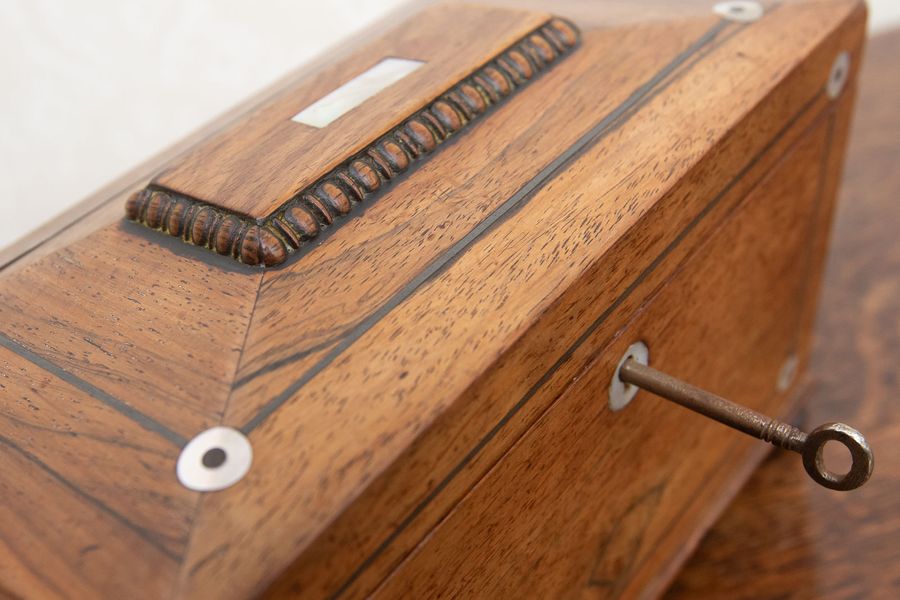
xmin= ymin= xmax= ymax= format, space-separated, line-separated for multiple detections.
xmin=666 ymin=29 xmax=900 ymax=600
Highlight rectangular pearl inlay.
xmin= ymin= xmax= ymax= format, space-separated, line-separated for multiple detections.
xmin=291 ymin=57 xmax=424 ymax=128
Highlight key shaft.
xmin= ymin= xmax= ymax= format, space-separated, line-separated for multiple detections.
xmin=617 ymin=358 xmax=873 ymax=491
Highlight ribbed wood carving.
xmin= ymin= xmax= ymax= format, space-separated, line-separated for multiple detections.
xmin=125 ymin=18 xmax=580 ymax=267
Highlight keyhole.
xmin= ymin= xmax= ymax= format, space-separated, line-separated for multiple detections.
xmin=202 ymin=447 xmax=227 ymax=469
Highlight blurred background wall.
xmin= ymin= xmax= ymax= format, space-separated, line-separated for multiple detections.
xmin=1 ymin=0 xmax=897 ymax=250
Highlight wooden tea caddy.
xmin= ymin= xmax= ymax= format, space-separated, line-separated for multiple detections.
xmin=0 ymin=0 xmax=873 ymax=598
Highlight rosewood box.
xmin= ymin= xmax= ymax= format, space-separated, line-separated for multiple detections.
xmin=0 ymin=0 xmax=868 ymax=598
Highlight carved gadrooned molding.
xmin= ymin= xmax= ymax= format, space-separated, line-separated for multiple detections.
xmin=125 ymin=17 xmax=580 ymax=267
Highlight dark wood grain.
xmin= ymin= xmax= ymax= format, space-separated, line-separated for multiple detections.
xmin=0 ymin=2 xmax=869 ymax=598
xmin=666 ymin=29 xmax=900 ymax=600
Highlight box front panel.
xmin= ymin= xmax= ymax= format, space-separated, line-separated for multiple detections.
xmin=372 ymin=91 xmax=847 ymax=599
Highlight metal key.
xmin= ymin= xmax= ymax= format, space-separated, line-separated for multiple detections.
xmin=609 ymin=343 xmax=873 ymax=491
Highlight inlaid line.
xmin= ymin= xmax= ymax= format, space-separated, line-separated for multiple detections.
xmin=787 ymin=111 xmax=837 ymax=352
xmin=240 ymin=19 xmax=733 ymax=434
xmin=0 ymin=332 xmax=188 ymax=448
xmin=336 ymin=56 xmax=826 ymax=600
xmin=0 ymin=434 xmax=182 ymax=561
xmin=231 ymin=15 xmax=744 ymax=392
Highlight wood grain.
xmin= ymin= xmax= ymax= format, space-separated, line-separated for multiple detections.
xmin=371 ymin=98 xmax=838 ymax=600
xmin=0 ymin=347 xmax=193 ymax=557
xmin=0 ymin=1 xmax=868 ymax=599
xmin=196 ymin=3 xmax=864 ymax=598
xmin=126 ymin=11 xmax=579 ymax=267
xmin=666 ymin=28 xmax=900 ymax=600
xmin=260 ymin=8 xmax=866 ymax=591
xmin=0 ymin=227 xmax=262 ymax=441
xmin=152 ymin=5 xmax=551 ymax=218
